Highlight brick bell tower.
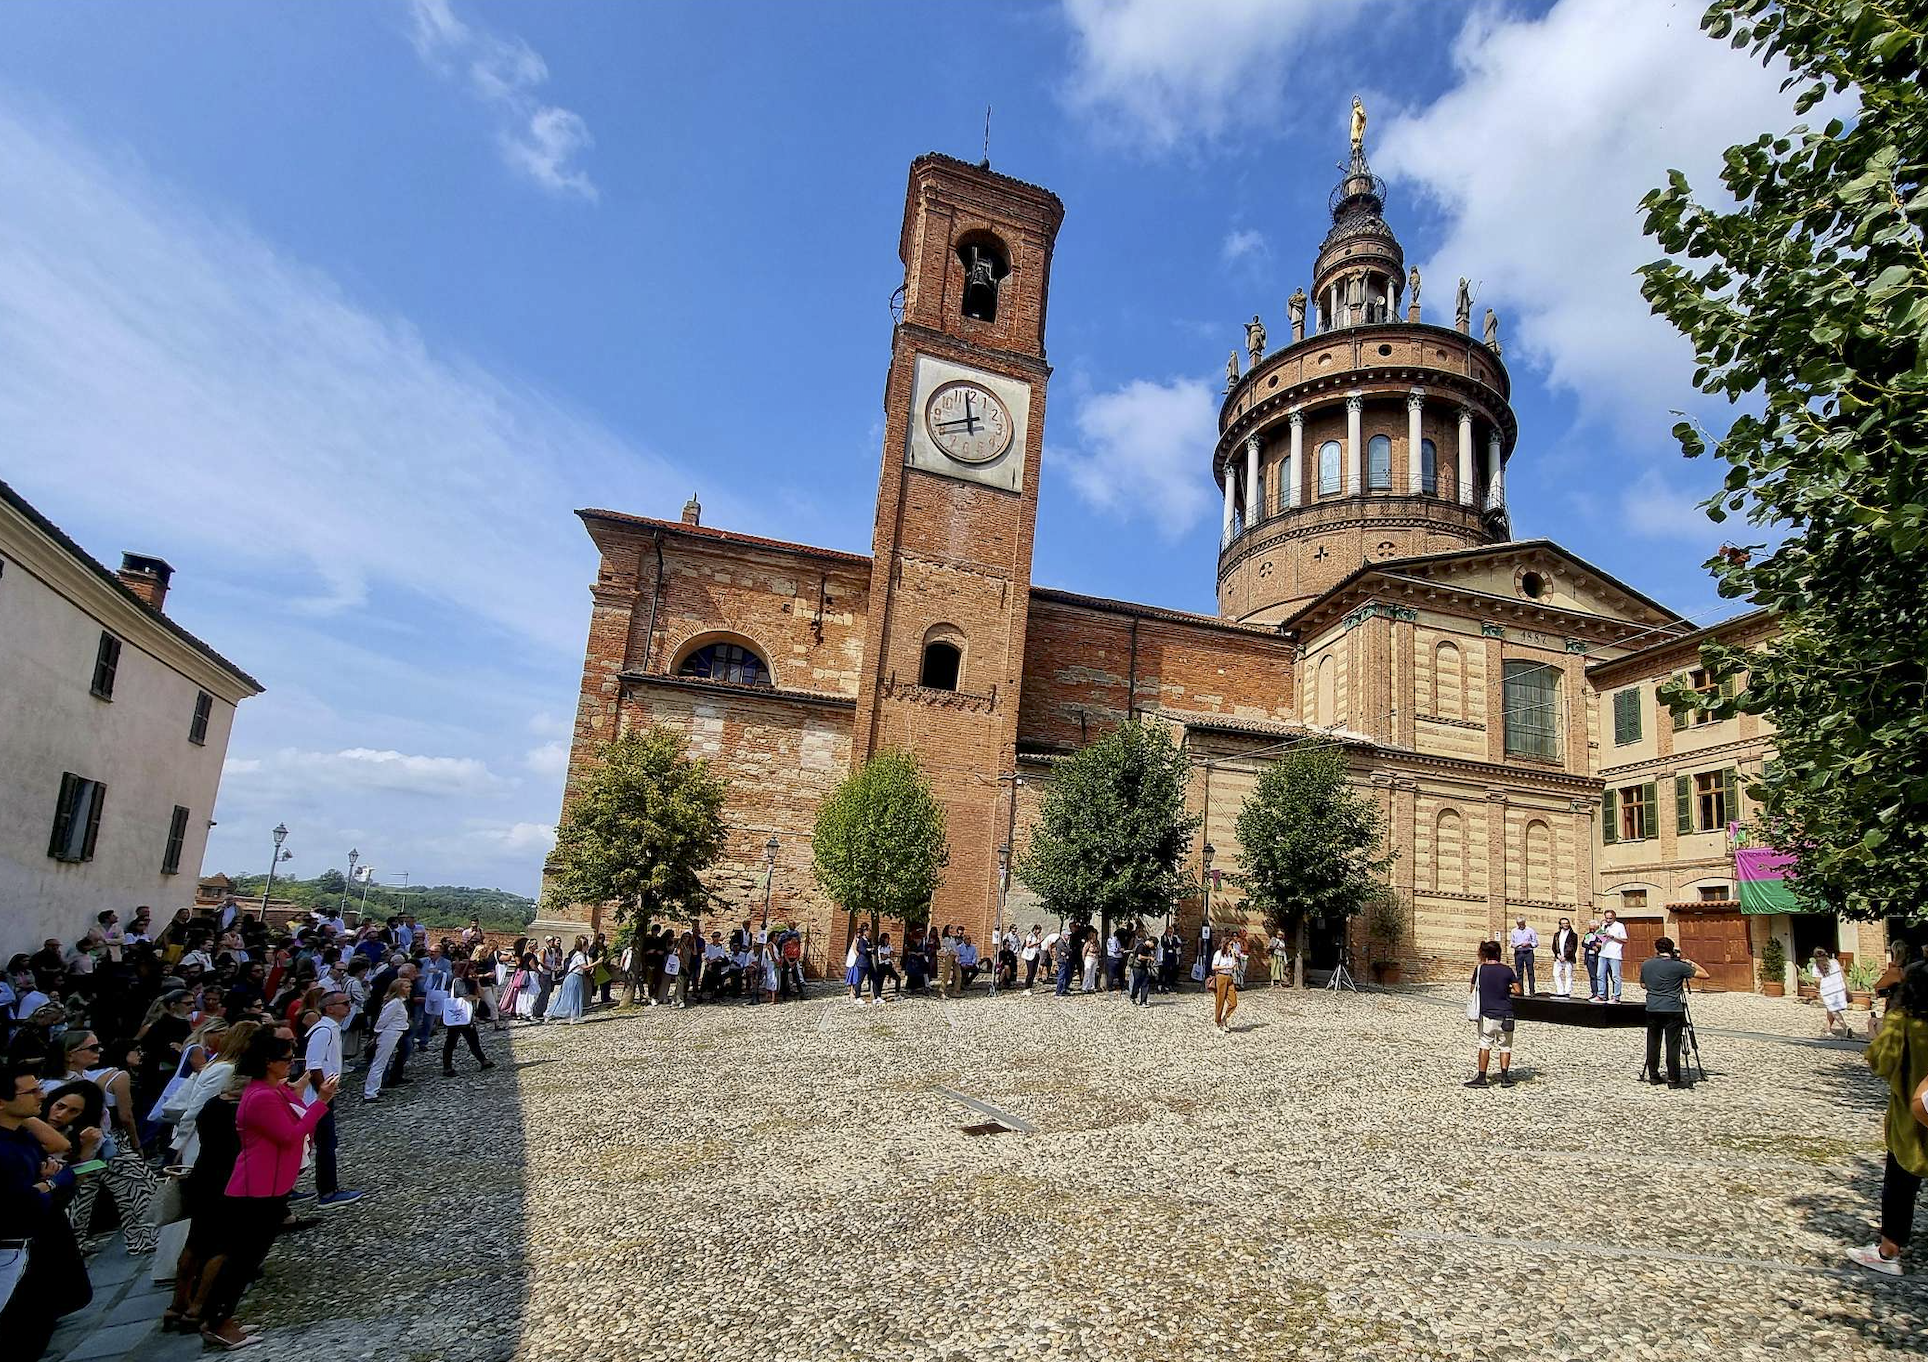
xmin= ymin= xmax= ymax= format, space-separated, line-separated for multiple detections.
xmin=851 ymin=154 xmax=1064 ymax=939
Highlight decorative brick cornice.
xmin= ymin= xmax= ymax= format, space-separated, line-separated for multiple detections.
xmin=619 ymin=671 xmax=857 ymax=710
xmin=880 ymin=678 xmax=998 ymax=712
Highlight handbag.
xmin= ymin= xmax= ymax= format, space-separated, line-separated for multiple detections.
xmin=442 ymin=988 xmax=475 ymax=1028
xmin=1466 ymin=968 xmax=1482 ymax=1022
xmin=151 ymin=1218 xmax=191 ymax=1284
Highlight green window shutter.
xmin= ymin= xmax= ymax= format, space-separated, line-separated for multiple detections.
xmin=1670 ymin=672 xmax=1689 ymax=730
xmin=1640 ymin=782 xmax=1657 ymax=840
xmin=1612 ymin=689 xmax=1640 ymax=745
xmin=1719 ymin=673 xmax=1736 ymax=701
xmin=1722 ymin=766 xmax=1739 ymax=826
xmin=80 ymin=781 xmax=105 ymax=861
xmin=1601 ymin=788 xmax=1617 ymax=845
xmin=48 ymin=772 xmax=78 ymax=859
xmin=1675 ymin=774 xmax=1693 ymax=834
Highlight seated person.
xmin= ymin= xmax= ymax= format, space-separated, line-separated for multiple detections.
xmin=956 ymin=936 xmax=980 ymax=988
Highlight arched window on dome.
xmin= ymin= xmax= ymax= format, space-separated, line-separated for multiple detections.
xmin=1367 ymin=435 xmax=1391 ymax=490
xmin=678 ymin=640 xmax=772 ymax=687
xmin=1318 ymin=440 xmax=1341 ymax=497
xmin=1420 ymin=439 xmax=1438 ymax=496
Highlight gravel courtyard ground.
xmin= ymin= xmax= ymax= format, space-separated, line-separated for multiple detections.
xmin=244 ymin=984 xmax=1925 ymax=1362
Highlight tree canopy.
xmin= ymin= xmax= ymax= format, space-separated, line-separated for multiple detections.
xmin=545 ymin=725 xmax=729 ymax=934
xmin=223 ymin=873 xmax=536 ymax=932
xmin=1015 ymin=720 xmax=1200 ymax=928
xmin=1234 ymin=745 xmax=1392 ymax=931
xmin=1639 ymin=0 xmax=1928 ymax=918
xmin=811 ymin=750 xmax=948 ymax=934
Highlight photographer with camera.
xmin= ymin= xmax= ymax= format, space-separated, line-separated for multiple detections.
xmin=1639 ymin=937 xmax=1707 ymax=1089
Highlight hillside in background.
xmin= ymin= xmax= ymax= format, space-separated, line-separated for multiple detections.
xmin=221 ymin=871 xmax=538 ymax=932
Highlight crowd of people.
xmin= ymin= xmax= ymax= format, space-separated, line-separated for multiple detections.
xmin=0 ymin=899 xmax=516 ymax=1355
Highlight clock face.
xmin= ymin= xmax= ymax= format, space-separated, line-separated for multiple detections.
xmin=923 ymin=380 xmax=1014 ymax=465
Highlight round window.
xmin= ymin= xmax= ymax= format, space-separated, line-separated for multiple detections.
xmin=1377 ymin=344 xmax=1393 ymax=356
xmin=1520 ymin=571 xmax=1546 ymax=599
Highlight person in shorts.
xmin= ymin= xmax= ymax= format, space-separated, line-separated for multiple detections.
xmin=1466 ymin=940 xmax=1521 ymax=1089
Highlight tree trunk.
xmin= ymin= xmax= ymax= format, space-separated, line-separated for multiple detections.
xmin=1293 ymin=915 xmax=1307 ymax=990
xmin=619 ymin=898 xmax=649 ymax=1007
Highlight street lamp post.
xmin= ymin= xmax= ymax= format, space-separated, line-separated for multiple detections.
xmin=342 ymin=848 xmax=359 ymax=917
xmin=262 ymin=823 xmax=289 ymax=914
xmin=357 ymin=865 xmax=375 ymax=920
xmin=992 ymin=772 xmax=1024 ymax=998
xmin=760 ymin=835 xmax=779 ymax=931
xmin=1200 ymin=842 xmax=1216 ymax=978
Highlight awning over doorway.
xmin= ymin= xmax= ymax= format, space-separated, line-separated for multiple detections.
xmin=1735 ymin=846 xmax=1798 ymax=914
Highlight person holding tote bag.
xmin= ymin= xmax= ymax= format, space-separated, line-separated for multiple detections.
xmin=441 ymin=964 xmax=496 ymax=1075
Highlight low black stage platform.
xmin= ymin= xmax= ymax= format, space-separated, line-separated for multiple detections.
xmin=1511 ymin=994 xmax=1649 ymax=1028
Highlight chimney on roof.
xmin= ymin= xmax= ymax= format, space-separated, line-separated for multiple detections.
xmin=117 ymin=553 xmax=174 ymax=613
xmin=681 ymin=494 xmax=701 ymax=527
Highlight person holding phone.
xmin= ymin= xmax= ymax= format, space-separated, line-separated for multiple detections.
xmin=0 ymin=1062 xmax=93 ymax=1358
xmin=199 ymin=1031 xmax=339 ymax=1349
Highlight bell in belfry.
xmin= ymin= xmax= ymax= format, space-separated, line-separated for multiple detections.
xmin=962 ymin=245 xmax=1000 ymax=321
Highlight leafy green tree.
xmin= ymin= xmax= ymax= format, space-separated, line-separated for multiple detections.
xmin=1235 ymin=746 xmax=1392 ymax=985
xmin=812 ymin=750 xmax=948 ymax=941
xmin=313 ymin=868 xmax=347 ymax=895
xmin=1015 ymin=720 xmax=1200 ymax=942
xmin=1639 ymin=0 xmax=1928 ymax=918
xmin=546 ymin=725 xmax=729 ymax=1000
xmin=225 ymin=873 xmax=538 ymax=931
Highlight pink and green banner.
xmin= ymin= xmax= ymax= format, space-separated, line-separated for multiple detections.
xmin=1735 ymin=846 xmax=1798 ymax=914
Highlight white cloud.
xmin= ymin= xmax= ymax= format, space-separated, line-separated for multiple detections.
xmin=470 ymin=821 xmax=557 ymax=855
xmin=1060 ymin=0 xmax=1361 ymax=151
xmin=1221 ymin=227 xmax=1267 ymax=265
xmin=406 ymin=0 xmax=597 ymax=200
xmin=0 ymin=101 xmax=684 ymax=657
xmin=526 ymin=712 xmax=572 ymax=738
xmin=1053 ymin=376 xmax=1219 ymax=540
xmin=1375 ymin=0 xmax=1819 ymax=431
xmin=523 ymin=740 xmax=571 ymax=778
xmin=224 ymin=747 xmax=508 ymax=798
xmin=1620 ymin=466 xmax=1722 ymax=542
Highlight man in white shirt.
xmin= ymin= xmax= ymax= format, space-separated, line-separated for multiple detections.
xmin=1596 ymin=910 xmax=1630 ymax=1003
xmin=1508 ymin=918 xmax=1539 ymax=996
xmin=303 ymin=993 xmax=363 ymax=1207
xmin=96 ymin=911 xmax=124 ymax=963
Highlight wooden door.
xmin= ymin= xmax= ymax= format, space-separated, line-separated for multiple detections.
xmin=1673 ymin=909 xmax=1753 ymax=992
xmin=1619 ymin=918 xmax=1665 ymax=978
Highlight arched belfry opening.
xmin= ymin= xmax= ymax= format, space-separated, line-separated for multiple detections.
xmin=956 ymin=232 xmax=1010 ymax=323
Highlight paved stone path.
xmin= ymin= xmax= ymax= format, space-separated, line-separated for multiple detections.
xmin=47 ymin=986 xmax=1927 ymax=1360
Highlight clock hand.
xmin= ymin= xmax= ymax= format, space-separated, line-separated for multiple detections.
xmin=934 ymin=417 xmax=978 ymax=432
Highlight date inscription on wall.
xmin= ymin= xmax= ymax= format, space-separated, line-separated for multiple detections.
xmin=1516 ymin=629 xmax=1557 ymax=648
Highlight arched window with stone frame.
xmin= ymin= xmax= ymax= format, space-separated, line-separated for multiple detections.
xmin=1318 ymin=440 xmax=1342 ymax=496
xmin=1367 ymin=434 xmax=1392 ymax=490
xmin=675 ymin=635 xmax=775 ymax=688
xmin=1420 ymin=438 xmax=1438 ymax=495
xmin=919 ymin=622 xmax=966 ymax=691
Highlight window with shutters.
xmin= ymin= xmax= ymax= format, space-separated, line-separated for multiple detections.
xmin=1318 ymin=440 xmax=1342 ymax=496
xmin=1671 ymin=667 xmax=1733 ymax=729
xmin=48 ymin=772 xmax=106 ymax=863
xmin=1696 ymin=769 xmax=1734 ymax=831
xmin=1604 ymin=782 xmax=1656 ymax=841
xmin=162 ymin=805 xmax=189 ymax=874
xmin=189 ymin=691 xmax=213 ymax=745
xmin=1501 ymin=660 xmax=1560 ymax=760
xmin=90 ymin=632 xmax=121 ymax=700
xmin=1612 ymin=688 xmax=1641 ymax=745
xmin=1367 ymin=434 xmax=1392 ymax=490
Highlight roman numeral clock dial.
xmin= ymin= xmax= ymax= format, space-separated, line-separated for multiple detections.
xmin=924 ymin=380 xmax=1013 ymax=465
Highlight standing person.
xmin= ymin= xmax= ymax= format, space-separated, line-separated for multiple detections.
xmin=51 ymin=1033 xmax=159 ymax=1253
xmin=1465 ymin=941 xmax=1521 ymax=1088
xmin=1160 ymin=926 xmax=1183 ymax=993
xmin=533 ymin=937 xmax=563 ymax=1018
xmin=872 ymin=934 xmax=902 ymax=1001
xmin=1209 ymin=933 xmax=1246 ymax=1032
xmin=1129 ymin=933 xmax=1156 ymax=1007
xmin=1106 ymin=929 xmax=1127 ymax=994
xmin=1268 ymin=930 xmax=1289 ymax=989
xmin=1053 ymin=931 xmax=1076 ymax=998
xmin=302 ymin=992 xmax=362 ymax=1207
xmin=1639 ymin=939 xmax=1708 ymax=1088
xmin=1811 ymin=948 xmax=1852 ymax=1039
xmin=1847 ymin=962 xmax=1928 ymax=1277
xmin=1080 ymin=933 xmax=1101 ymax=994
xmin=1581 ymin=919 xmax=1605 ymax=999
xmin=1021 ymin=926 xmax=1043 ymax=993
xmin=850 ymin=925 xmax=877 ymax=1006
xmin=664 ymin=932 xmax=689 ymax=1008
xmin=201 ymin=1031 xmax=339 ymax=1349
xmin=362 ymin=981 xmax=410 ymax=1103
xmin=440 ymin=963 xmax=495 ymax=1074
xmin=1549 ymin=918 xmax=1580 ymax=998
xmin=546 ymin=939 xmax=589 ymax=1023
xmin=0 ymin=1061 xmax=92 ymax=1358
xmin=936 ymin=930 xmax=960 ymax=1000
xmin=590 ymin=932 xmax=613 ymax=1007
xmin=1509 ymin=917 xmax=1540 ymax=996
xmin=1594 ymin=910 xmax=1629 ymax=1003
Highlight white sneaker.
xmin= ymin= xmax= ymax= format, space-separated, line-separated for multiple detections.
xmin=1847 ymin=1243 xmax=1903 ymax=1276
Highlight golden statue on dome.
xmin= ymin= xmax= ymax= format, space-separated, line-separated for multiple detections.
xmin=1350 ymin=96 xmax=1367 ymax=161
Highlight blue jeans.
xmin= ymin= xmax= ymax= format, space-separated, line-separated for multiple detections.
xmin=1599 ymin=957 xmax=1623 ymax=1001
xmin=1129 ymin=967 xmax=1153 ymax=1005
xmin=1055 ymin=958 xmax=1074 ymax=996
xmin=1584 ymin=951 xmax=1601 ymax=996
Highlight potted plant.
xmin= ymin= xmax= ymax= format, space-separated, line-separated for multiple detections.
xmin=1757 ymin=937 xmax=1786 ymax=997
xmin=1365 ymin=887 xmax=1409 ymax=986
xmin=1846 ymin=959 xmax=1878 ymax=1009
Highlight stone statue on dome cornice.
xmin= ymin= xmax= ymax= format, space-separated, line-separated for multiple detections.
xmin=1455 ymin=277 xmax=1472 ymax=333
xmin=1484 ymin=307 xmax=1501 ymax=354
xmin=1226 ymin=350 xmax=1240 ymax=392
xmin=1287 ymin=288 xmax=1306 ymax=341
xmin=1244 ymin=314 xmax=1266 ymax=365
xmin=1408 ymin=267 xmax=1420 ymax=309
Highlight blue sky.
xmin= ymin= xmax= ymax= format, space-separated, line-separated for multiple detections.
xmin=0 ymin=0 xmax=1804 ymax=895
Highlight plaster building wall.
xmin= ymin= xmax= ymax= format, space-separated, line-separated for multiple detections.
xmin=0 ymin=487 xmax=258 ymax=958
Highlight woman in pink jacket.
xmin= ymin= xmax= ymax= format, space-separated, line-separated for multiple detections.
xmin=199 ymin=1030 xmax=338 ymax=1350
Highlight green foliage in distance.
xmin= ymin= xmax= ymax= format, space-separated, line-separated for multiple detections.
xmin=1015 ymin=721 xmax=1200 ymax=930
xmin=812 ymin=750 xmax=948 ymax=936
xmin=1235 ymin=746 xmax=1393 ymax=931
xmin=545 ymin=726 xmax=729 ymax=936
xmin=224 ymin=873 xmax=536 ymax=932
xmin=1639 ymin=1 xmax=1928 ymax=919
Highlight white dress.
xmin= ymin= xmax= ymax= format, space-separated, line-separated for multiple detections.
xmin=1816 ymin=961 xmax=1850 ymax=1011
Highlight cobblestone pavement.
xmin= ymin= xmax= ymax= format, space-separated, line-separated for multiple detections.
xmin=229 ymin=986 xmax=1922 ymax=1362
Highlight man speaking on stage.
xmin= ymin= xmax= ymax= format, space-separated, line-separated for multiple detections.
xmin=1640 ymin=938 xmax=1709 ymax=1089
